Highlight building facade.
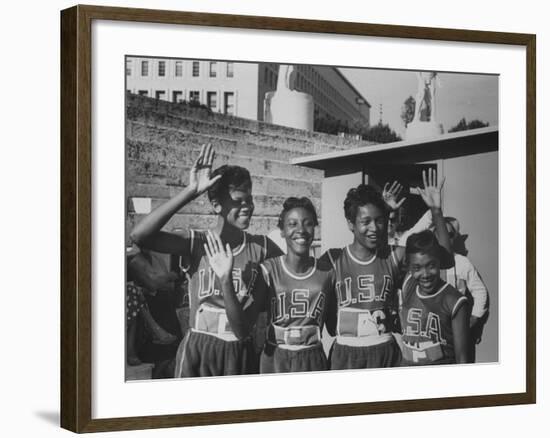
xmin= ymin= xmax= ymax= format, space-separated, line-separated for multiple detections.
xmin=126 ymin=57 xmax=370 ymax=129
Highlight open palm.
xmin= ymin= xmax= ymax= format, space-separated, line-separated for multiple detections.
xmin=382 ymin=181 xmax=406 ymax=211
xmin=204 ymin=231 xmax=234 ymax=280
xmin=417 ymin=168 xmax=444 ymax=209
xmin=189 ymin=144 xmax=221 ymax=195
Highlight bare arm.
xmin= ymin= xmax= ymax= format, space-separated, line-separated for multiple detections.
xmin=128 ymin=252 xmax=178 ymax=293
xmin=452 ymin=302 xmax=471 ymax=364
xmin=416 ymin=169 xmax=454 ymax=268
xmin=129 ymin=144 xmax=221 ymax=255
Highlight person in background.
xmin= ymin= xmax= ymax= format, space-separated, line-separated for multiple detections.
xmin=126 ymin=247 xmax=179 ymax=366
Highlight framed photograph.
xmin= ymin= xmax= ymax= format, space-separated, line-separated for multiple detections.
xmin=60 ymin=4 xmax=536 ymax=433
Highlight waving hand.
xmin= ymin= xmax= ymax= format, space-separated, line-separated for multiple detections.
xmin=382 ymin=181 xmax=406 ymax=211
xmin=417 ymin=168 xmax=445 ymax=209
xmin=189 ymin=144 xmax=221 ymax=195
xmin=204 ymin=231 xmax=234 ymax=281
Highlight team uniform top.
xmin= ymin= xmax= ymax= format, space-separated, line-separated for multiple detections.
xmin=259 ymin=256 xmax=336 ymax=350
xmin=176 ymin=230 xmax=276 ymax=341
xmin=399 ymin=274 xmax=468 ymax=365
xmin=323 ymin=245 xmax=401 ymax=347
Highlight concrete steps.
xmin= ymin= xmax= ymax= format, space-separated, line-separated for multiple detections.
xmin=125 ymin=94 xmax=366 ymax=239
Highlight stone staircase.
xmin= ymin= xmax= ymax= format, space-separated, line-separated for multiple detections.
xmin=126 ymin=93 xmax=375 ymax=239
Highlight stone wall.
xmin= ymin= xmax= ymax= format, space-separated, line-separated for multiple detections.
xmin=126 ymin=93 xmax=375 ymax=242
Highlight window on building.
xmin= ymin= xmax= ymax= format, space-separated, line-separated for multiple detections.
xmin=138 ymin=90 xmax=148 ymax=96
xmin=207 ymin=92 xmax=217 ymax=111
xmin=209 ymin=62 xmax=217 ymax=77
xmin=224 ymin=92 xmax=235 ymax=115
xmin=141 ymin=60 xmax=149 ymax=77
xmin=172 ymin=91 xmax=183 ymax=103
xmin=226 ymin=62 xmax=234 ymax=78
xmin=126 ymin=59 xmax=132 ymax=76
xmin=192 ymin=61 xmax=200 ymax=77
xmin=189 ymin=90 xmax=200 ymax=102
xmin=158 ymin=61 xmax=166 ymax=77
xmin=155 ymin=90 xmax=166 ymax=100
xmin=175 ymin=61 xmax=183 ymax=77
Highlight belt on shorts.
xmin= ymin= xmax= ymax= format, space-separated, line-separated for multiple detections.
xmin=193 ymin=304 xmax=239 ymax=342
xmin=268 ymin=324 xmax=321 ymax=350
xmin=336 ymin=307 xmax=393 ymax=346
xmin=401 ymin=340 xmax=445 ymax=364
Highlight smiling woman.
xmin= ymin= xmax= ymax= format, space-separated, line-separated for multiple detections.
xmin=400 ymin=230 xmax=470 ymax=365
xmin=130 ymin=144 xmax=283 ymax=378
xmin=254 ymin=197 xmax=336 ymax=373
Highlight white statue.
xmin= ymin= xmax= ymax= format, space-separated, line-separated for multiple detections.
xmin=414 ymin=72 xmax=438 ymax=122
xmin=405 ymin=71 xmax=443 ymax=140
xmin=264 ymin=64 xmax=314 ymax=131
xmin=276 ymin=64 xmax=296 ymax=92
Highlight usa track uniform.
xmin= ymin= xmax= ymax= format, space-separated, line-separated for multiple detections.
xmin=324 ymin=246 xmax=402 ymax=369
xmin=399 ymin=274 xmax=469 ymax=366
xmin=259 ymin=256 xmax=335 ymax=374
xmin=174 ymin=231 xmax=275 ymax=377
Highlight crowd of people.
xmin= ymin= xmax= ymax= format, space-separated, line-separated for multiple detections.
xmin=126 ymin=143 xmax=489 ymax=378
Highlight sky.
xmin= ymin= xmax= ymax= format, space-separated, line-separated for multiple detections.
xmin=340 ymin=67 xmax=499 ymax=137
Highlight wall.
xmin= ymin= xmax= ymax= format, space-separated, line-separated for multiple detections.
xmin=443 ymin=151 xmax=498 ymax=362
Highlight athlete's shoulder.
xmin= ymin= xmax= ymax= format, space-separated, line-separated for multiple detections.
xmin=261 ymin=255 xmax=281 ymax=272
xmin=316 ymin=253 xmax=336 ymax=273
xmin=401 ymin=273 xmax=416 ymax=296
xmin=319 ymin=248 xmax=344 ymax=268
xmin=245 ymin=233 xmax=264 ymax=247
xmin=441 ymin=282 xmax=469 ymax=316
xmin=247 ymin=233 xmax=285 ymax=260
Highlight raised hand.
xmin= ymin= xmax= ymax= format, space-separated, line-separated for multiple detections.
xmin=204 ymin=230 xmax=234 ymax=281
xmin=416 ymin=168 xmax=445 ymax=209
xmin=382 ymin=181 xmax=406 ymax=211
xmin=189 ymin=144 xmax=221 ymax=195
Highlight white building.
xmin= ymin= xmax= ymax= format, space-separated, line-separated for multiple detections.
xmin=126 ymin=58 xmax=370 ymax=128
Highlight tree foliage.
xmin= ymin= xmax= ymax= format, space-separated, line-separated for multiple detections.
xmin=448 ymin=117 xmax=489 ymax=133
xmin=314 ymin=116 xmax=352 ymax=136
xmin=401 ymin=96 xmax=416 ymax=127
xmin=363 ymin=123 xmax=402 ymax=143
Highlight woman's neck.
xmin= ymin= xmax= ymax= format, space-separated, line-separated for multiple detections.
xmin=214 ymin=219 xmax=244 ymax=248
xmin=284 ymin=251 xmax=313 ymax=274
xmin=349 ymin=240 xmax=376 ymax=260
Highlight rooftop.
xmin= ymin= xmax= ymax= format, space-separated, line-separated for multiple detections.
xmin=291 ymin=126 xmax=498 ymax=171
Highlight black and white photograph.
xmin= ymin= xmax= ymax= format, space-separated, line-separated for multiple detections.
xmin=124 ymin=58 xmax=498 ymax=380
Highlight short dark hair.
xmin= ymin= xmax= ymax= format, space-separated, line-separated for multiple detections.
xmin=343 ymin=184 xmax=387 ymax=222
xmin=277 ymin=197 xmax=319 ymax=229
xmin=405 ymin=230 xmax=441 ymax=259
xmin=207 ymin=165 xmax=252 ymax=203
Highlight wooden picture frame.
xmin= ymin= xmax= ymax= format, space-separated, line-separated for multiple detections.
xmin=60 ymin=4 xmax=536 ymax=433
